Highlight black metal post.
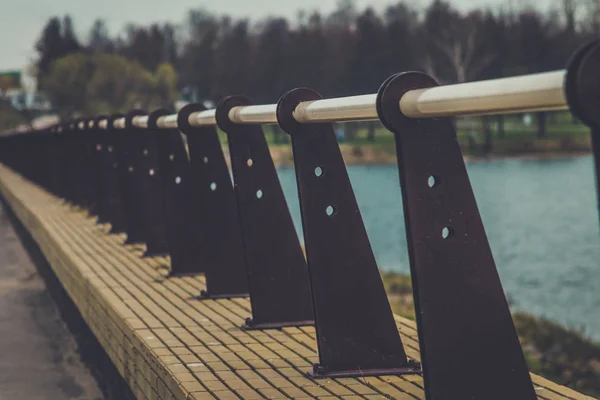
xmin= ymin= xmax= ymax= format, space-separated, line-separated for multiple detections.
xmin=78 ymin=118 xmax=100 ymax=214
xmin=88 ymin=116 xmax=108 ymax=222
xmin=135 ymin=110 xmax=170 ymax=257
xmin=377 ymin=72 xmax=536 ymax=400
xmin=69 ymin=118 xmax=92 ymax=207
xmin=92 ymin=115 xmax=119 ymax=226
xmin=62 ymin=121 xmax=79 ymax=204
xmin=102 ymin=114 xmax=129 ymax=234
xmin=82 ymin=118 xmax=100 ymax=216
xmin=214 ymin=96 xmax=314 ymax=329
xmin=277 ymin=88 xmax=419 ymax=378
xmin=117 ymin=110 xmax=149 ymax=244
xmin=151 ymin=112 xmax=202 ymax=276
xmin=565 ymin=40 xmax=600 ymax=227
xmin=177 ymin=103 xmax=249 ymax=298
xmin=39 ymin=125 xmax=62 ymax=197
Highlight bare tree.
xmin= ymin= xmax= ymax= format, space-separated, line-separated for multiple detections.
xmin=583 ymin=0 xmax=600 ymax=33
xmin=562 ymin=0 xmax=579 ymax=32
xmin=423 ymin=6 xmax=498 ymax=84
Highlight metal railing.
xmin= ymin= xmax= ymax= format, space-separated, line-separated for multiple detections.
xmin=0 ymin=38 xmax=599 ymax=400
xmin=99 ymin=69 xmax=569 ymax=131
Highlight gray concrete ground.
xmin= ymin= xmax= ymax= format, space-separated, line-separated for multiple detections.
xmin=0 ymin=203 xmax=104 ymax=400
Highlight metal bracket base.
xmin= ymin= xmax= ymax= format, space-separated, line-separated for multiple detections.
xmin=241 ymin=318 xmax=315 ymax=331
xmin=196 ymin=290 xmax=249 ymax=300
xmin=142 ymin=250 xmax=169 ymax=258
xmin=108 ymin=226 xmax=122 ymax=235
xmin=124 ymin=237 xmax=144 ymax=245
xmin=307 ymin=360 xmax=422 ymax=379
xmin=167 ymin=271 xmax=203 ymax=278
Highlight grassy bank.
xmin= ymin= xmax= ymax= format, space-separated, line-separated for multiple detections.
xmin=381 ymin=271 xmax=600 ymax=398
xmin=248 ymin=111 xmax=594 ymax=166
xmin=204 ymin=111 xmax=593 ymax=167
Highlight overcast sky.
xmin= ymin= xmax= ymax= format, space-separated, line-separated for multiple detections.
xmin=2 ymin=0 xmax=552 ymax=73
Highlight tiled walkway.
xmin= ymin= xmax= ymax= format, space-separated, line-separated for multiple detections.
xmin=0 ymin=164 xmax=592 ymax=400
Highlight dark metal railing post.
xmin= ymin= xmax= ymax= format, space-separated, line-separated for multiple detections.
xmin=565 ymin=40 xmax=600 ymax=227
xmin=89 ymin=116 xmax=109 ymax=223
xmin=78 ymin=118 xmax=100 ymax=213
xmin=377 ymin=72 xmax=536 ymax=400
xmin=102 ymin=114 xmax=128 ymax=233
xmin=92 ymin=115 xmax=114 ymax=225
xmin=133 ymin=110 xmax=170 ymax=257
xmin=51 ymin=124 xmax=65 ymax=197
xmin=61 ymin=121 xmax=78 ymax=204
xmin=69 ymin=120 xmax=87 ymax=205
xmin=177 ymin=103 xmax=249 ymax=298
xmin=68 ymin=118 xmax=93 ymax=207
xmin=214 ymin=96 xmax=314 ymax=329
xmin=26 ymin=129 xmax=50 ymax=190
xmin=117 ymin=110 xmax=149 ymax=244
xmin=42 ymin=125 xmax=62 ymax=198
xmin=82 ymin=118 xmax=101 ymax=217
xmin=148 ymin=111 xmax=202 ymax=275
xmin=276 ymin=88 xmax=419 ymax=378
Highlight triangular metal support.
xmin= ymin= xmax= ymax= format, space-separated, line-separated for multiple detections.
xmin=84 ymin=116 xmax=105 ymax=219
xmin=214 ymin=96 xmax=314 ymax=329
xmin=276 ymin=88 xmax=419 ymax=378
xmin=377 ymin=72 xmax=536 ymax=400
xmin=116 ymin=110 xmax=148 ymax=244
xmin=148 ymin=110 xmax=203 ymax=276
xmin=177 ymin=103 xmax=249 ymax=298
xmin=565 ymin=40 xmax=600 ymax=227
xmin=101 ymin=114 xmax=128 ymax=234
xmin=131 ymin=109 xmax=170 ymax=257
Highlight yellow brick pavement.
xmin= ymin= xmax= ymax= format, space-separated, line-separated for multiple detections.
xmin=0 ymin=163 xmax=593 ymax=400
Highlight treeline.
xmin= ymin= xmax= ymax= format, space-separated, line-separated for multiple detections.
xmin=34 ymin=0 xmax=597 ymax=115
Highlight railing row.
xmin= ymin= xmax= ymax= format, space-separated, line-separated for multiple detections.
xmin=0 ymin=40 xmax=599 ymax=400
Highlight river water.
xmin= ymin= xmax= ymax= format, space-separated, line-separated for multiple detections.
xmin=276 ymin=155 xmax=600 ymax=340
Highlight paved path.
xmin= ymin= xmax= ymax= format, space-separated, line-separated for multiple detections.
xmin=0 ymin=203 xmax=103 ymax=400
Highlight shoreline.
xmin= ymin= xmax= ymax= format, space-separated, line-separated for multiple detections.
xmin=262 ymin=144 xmax=593 ymax=167
xmin=464 ymin=150 xmax=592 ymax=163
